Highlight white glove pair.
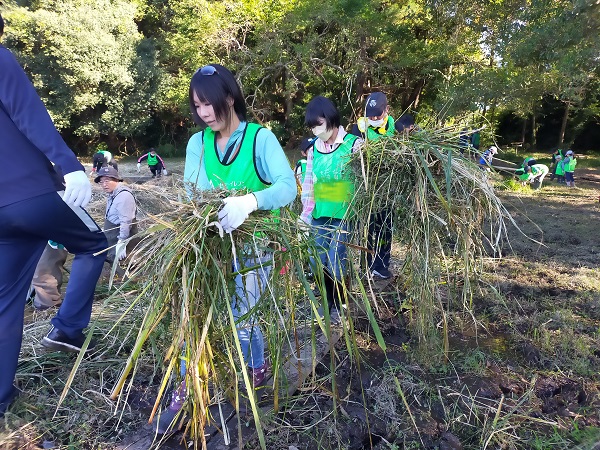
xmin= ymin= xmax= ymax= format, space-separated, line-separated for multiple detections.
xmin=63 ymin=171 xmax=92 ymax=208
xmin=115 ymin=240 xmax=128 ymax=261
xmin=136 ymin=163 xmax=141 ymax=173
xmin=218 ymin=194 xmax=258 ymax=234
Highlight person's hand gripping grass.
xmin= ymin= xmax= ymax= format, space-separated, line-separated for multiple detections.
xmin=218 ymin=193 xmax=258 ymax=233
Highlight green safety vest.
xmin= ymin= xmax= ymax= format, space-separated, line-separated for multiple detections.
xmin=203 ymin=123 xmax=269 ymax=192
xmin=147 ymin=153 xmax=158 ymax=166
xmin=312 ymin=133 xmax=359 ymax=220
xmin=365 ymin=115 xmax=395 ymax=141
xmin=296 ymin=158 xmax=308 ymax=184
xmin=515 ymin=169 xmax=530 ymax=182
xmin=564 ymin=157 xmax=577 ymax=172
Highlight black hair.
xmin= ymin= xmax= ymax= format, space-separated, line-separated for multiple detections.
xmin=189 ymin=64 xmax=247 ymax=127
xmin=304 ymin=96 xmax=340 ymax=130
xmin=0 ymin=12 xmax=4 ymax=37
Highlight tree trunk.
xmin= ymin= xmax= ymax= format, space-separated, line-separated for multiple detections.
xmin=283 ymin=67 xmax=293 ymax=124
xmin=404 ymin=78 xmax=425 ymax=110
xmin=488 ymin=99 xmax=497 ymax=125
xmin=531 ymin=107 xmax=537 ymax=150
xmin=521 ymin=117 xmax=527 ymax=145
xmin=559 ymin=101 xmax=570 ymax=148
xmin=353 ymin=34 xmax=367 ymax=119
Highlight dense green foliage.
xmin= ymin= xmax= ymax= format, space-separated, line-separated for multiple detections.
xmin=2 ymin=0 xmax=599 ymax=154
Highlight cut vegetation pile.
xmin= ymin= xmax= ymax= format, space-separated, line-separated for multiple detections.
xmin=4 ymin=136 xmax=597 ymax=450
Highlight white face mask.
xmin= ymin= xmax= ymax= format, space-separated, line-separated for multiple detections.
xmin=368 ymin=116 xmax=386 ymax=128
xmin=312 ymin=124 xmax=334 ymax=141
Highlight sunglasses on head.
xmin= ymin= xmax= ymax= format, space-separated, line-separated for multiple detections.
xmin=196 ymin=65 xmax=218 ymax=76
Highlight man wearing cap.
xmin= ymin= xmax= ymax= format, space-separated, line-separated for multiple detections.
xmin=350 ymin=92 xmax=400 ymax=279
xmin=0 ymin=12 xmax=108 ymax=417
xmin=95 ymin=166 xmax=138 ymax=262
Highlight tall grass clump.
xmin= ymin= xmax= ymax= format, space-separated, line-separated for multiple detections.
xmin=350 ymin=124 xmax=517 ymax=360
xmin=105 ymin=185 xmax=383 ymax=449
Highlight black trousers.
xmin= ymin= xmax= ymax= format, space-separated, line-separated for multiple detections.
xmin=367 ymin=208 xmax=392 ymax=271
xmin=149 ymin=162 xmax=163 ymax=177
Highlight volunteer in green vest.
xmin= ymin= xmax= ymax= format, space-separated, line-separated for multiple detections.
xmin=137 ymin=148 xmax=166 ymax=178
xmin=562 ymin=150 xmax=577 ymax=187
xmin=350 ymin=92 xmax=396 ymax=279
xmin=515 ymin=164 xmax=549 ymax=189
xmin=550 ymin=148 xmax=564 ymax=181
xmin=152 ymin=64 xmax=296 ymax=435
xmin=350 ymin=91 xmax=395 ymax=141
xmin=522 ymin=156 xmax=537 ymax=169
xmin=300 ymin=96 xmax=363 ymax=324
xmin=295 ymin=137 xmax=314 ymax=191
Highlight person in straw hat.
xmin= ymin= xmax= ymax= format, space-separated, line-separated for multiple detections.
xmin=94 ymin=166 xmax=139 ymax=262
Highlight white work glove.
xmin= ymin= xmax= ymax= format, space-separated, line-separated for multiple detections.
xmin=297 ymin=217 xmax=311 ymax=242
xmin=218 ymin=194 xmax=258 ymax=233
xmin=63 ymin=171 xmax=92 ymax=208
xmin=136 ymin=163 xmax=141 ymax=173
xmin=115 ymin=240 xmax=127 ymax=261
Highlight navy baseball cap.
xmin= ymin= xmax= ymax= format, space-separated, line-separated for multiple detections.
xmin=300 ymin=137 xmax=315 ymax=152
xmin=365 ymin=92 xmax=388 ymax=117
xmin=94 ymin=166 xmax=123 ymax=183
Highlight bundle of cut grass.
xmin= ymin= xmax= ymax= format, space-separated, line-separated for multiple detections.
xmin=350 ymin=124 xmax=517 ymax=358
xmin=106 ymin=186 xmax=367 ymax=448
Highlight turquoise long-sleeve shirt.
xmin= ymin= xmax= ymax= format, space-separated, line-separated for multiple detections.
xmin=183 ymin=121 xmax=297 ymax=211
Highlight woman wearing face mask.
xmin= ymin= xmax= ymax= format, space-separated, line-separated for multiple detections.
xmin=300 ymin=96 xmax=363 ymax=324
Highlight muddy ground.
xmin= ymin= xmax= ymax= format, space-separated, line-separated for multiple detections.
xmin=2 ymin=158 xmax=600 ymax=450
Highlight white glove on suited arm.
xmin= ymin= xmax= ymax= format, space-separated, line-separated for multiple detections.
xmin=218 ymin=194 xmax=258 ymax=233
xmin=63 ymin=170 xmax=92 ymax=208
xmin=136 ymin=163 xmax=141 ymax=173
xmin=115 ymin=240 xmax=127 ymax=261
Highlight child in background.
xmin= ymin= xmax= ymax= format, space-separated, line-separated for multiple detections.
xmin=563 ymin=150 xmax=577 ymax=187
xmin=295 ymin=137 xmax=314 ymax=191
xmin=522 ymin=156 xmax=537 ymax=169
xmin=478 ymin=145 xmax=498 ymax=171
xmin=554 ymin=154 xmax=565 ymax=183
xmin=550 ymin=149 xmax=564 ymax=181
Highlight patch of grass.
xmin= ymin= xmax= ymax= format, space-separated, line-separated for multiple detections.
xmin=458 ymin=349 xmax=487 ymax=375
xmin=495 ymin=178 xmax=531 ymax=192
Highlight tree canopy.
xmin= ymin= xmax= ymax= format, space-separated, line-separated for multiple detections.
xmin=2 ymin=0 xmax=599 ymax=154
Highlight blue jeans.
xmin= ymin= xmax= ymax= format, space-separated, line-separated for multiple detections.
xmin=0 ymin=192 xmax=107 ymax=414
xmin=310 ymin=217 xmax=349 ymax=281
xmin=231 ymin=253 xmax=273 ymax=369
